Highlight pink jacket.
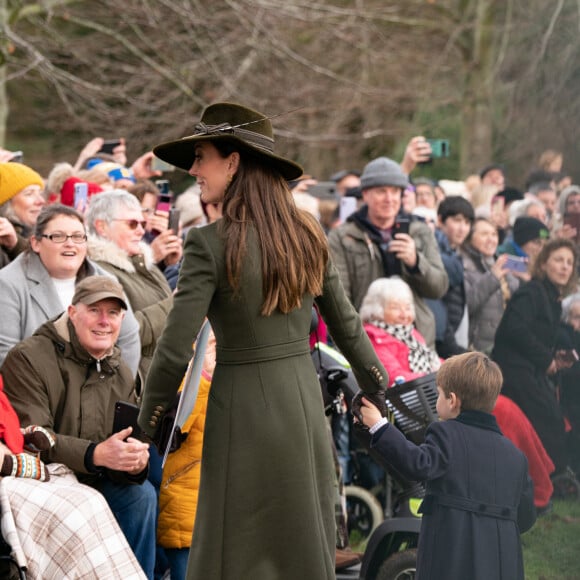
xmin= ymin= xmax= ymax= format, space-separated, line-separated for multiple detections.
xmin=363 ymin=323 xmax=441 ymax=385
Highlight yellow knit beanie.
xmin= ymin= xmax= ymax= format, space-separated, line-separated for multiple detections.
xmin=0 ymin=163 xmax=44 ymax=207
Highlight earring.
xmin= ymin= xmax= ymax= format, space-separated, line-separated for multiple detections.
xmin=226 ymin=174 xmax=233 ymax=186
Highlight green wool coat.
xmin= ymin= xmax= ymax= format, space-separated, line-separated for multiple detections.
xmin=139 ymin=222 xmax=388 ymax=580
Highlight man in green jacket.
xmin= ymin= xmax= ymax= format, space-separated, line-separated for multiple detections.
xmin=328 ymin=156 xmax=448 ymax=350
xmin=1 ymin=275 xmax=156 ymax=579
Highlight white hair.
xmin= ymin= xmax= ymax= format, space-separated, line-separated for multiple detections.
xmin=562 ymin=292 xmax=580 ymax=322
xmin=359 ymin=277 xmax=415 ymax=322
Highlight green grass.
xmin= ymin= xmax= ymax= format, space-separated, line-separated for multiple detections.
xmin=523 ymin=499 xmax=580 ymax=580
xmin=350 ymin=499 xmax=580 ymax=578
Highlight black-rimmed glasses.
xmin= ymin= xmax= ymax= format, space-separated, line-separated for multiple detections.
xmin=40 ymin=232 xmax=87 ymax=244
xmin=112 ymin=219 xmax=147 ymax=230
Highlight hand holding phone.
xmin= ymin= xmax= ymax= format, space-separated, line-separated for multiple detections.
xmin=73 ymin=182 xmax=89 ymax=214
xmin=168 ymin=208 xmax=181 ymax=234
xmin=113 ymin=401 xmax=144 ymax=441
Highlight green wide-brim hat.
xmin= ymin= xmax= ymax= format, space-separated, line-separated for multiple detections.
xmin=153 ymin=102 xmax=304 ymax=181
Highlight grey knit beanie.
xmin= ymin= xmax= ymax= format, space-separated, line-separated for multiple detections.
xmin=360 ymin=157 xmax=409 ymax=190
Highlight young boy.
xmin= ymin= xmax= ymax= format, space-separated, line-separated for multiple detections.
xmin=356 ymin=352 xmax=536 ymax=580
xmin=427 ymin=196 xmax=474 ymax=358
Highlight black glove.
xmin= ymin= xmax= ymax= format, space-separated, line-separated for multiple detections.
xmin=351 ymin=389 xmax=388 ymax=426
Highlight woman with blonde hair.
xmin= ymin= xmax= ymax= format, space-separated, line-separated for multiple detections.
xmin=138 ymin=103 xmax=388 ymax=580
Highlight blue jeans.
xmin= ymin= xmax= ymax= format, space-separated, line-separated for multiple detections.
xmin=94 ymin=477 xmax=157 ymax=579
xmin=165 ymin=548 xmax=190 ymax=580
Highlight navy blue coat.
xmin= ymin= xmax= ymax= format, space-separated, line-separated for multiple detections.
xmin=371 ymin=411 xmax=536 ymax=580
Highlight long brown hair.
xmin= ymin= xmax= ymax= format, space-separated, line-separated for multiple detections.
xmin=217 ymin=146 xmax=328 ymax=315
xmin=531 ymin=237 xmax=578 ymax=296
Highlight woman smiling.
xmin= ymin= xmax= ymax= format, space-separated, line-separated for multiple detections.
xmin=0 ymin=204 xmax=140 ymax=373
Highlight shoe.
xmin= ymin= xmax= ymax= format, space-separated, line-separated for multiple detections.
xmin=536 ymin=500 xmax=553 ymax=517
xmin=552 ymin=466 xmax=580 ymax=500
xmin=335 ymin=547 xmax=363 ymax=571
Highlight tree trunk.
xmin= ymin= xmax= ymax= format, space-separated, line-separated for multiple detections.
xmin=0 ymin=0 xmax=8 ymax=147
xmin=460 ymin=0 xmax=497 ymax=177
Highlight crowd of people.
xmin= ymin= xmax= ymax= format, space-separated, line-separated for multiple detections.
xmin=0 ymin=107 xmax=577 ymax=579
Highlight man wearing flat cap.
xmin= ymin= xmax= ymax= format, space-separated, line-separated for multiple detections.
xmin=1 ymin=275 xmax=156 ymax=578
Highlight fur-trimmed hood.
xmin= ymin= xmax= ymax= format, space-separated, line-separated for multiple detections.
xmin=87 ymin=234 xmax=156 ymax=274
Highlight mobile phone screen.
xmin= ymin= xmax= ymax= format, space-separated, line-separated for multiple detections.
xmin=394 ymin=218 xmax=410 ymax=236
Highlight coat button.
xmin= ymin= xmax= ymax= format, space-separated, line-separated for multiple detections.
xmin=149 ymin=420 xmax=156 ymax=427
xmin=155 ymin=405 xmax=164 ymax=411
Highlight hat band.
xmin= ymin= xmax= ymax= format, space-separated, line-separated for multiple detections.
xmin=190 ymin=122 xmax=275 ymax=154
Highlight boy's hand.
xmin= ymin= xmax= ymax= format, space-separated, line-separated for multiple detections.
xmin=351 ymin=389 xmax=387 ymax=427
xmin=359 ymin=397 xmax=383 ymax=428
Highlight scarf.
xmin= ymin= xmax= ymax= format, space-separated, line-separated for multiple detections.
xmin=372 ymin=320 xmax=441 ymax=374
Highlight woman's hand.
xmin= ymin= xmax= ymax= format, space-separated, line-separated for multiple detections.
xmin=491 ymin=254 xmax=509 ymax=280
xmin=0 ymin=217 xmax=18 ymax=250
xmin=151 ymin=229 xmax=183 ymax=266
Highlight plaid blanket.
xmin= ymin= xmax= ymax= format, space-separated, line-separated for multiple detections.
xmin=0 ymin=464 xmax=146 ymax=579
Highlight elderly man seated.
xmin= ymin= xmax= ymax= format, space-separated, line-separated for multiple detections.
xmin=1 ymin=275 xmax=156 ymax=579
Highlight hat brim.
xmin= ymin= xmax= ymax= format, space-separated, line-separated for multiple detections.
xmin=79 ymin=292 xmax=128 ymax=310
xmin=153 ymin=134 xmax=303 ymax=181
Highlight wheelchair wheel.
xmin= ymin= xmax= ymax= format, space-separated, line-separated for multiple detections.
xmin=375 ymin=548 xmax=417 ymax=580
xmin=345 ymin=484 xmax=383 ymax=543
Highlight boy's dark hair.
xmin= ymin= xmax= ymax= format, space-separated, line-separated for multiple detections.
xmin=436 ymin=352 xmax=502 ymax=413
xmin=437 ymin=195 xmax=475 ymax=223
xmin=525 ymin=169 xmax=554 ymax=192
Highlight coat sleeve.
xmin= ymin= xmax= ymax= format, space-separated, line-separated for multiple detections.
xmin=315 ymin=260 xmax=388 ymax=394
xmin=0 ymin=276 xmax=25 ymax=368
xmin=517 ymin=464 xmax=537 ymax=533
xmin=403 ymin=223 xmax=449 ymax=300
xmin=370 ymin=420 xmax=450 ymax=482
xmin=464 ymin=268 xmax=501 ymax=317
xmin=138 ymin=227 xmax=216 ymax=438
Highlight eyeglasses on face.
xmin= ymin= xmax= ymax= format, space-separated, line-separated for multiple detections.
xmin=40 ymin=232 xmax=87 ymax=244
xmin=112 ymin=219 xmax=147 ymax=230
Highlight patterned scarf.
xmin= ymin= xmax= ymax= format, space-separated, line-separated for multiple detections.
xmin=372 ymin=320 xmax=441 ymax=374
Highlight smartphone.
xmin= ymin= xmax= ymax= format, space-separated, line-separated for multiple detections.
xmin=419 ymin=139 xmax=450 ymax=165
xmin=9 ymin=150 xmax=23 ymax=163
xmin=155 ymin=180 xmax=172 ymax=212
xmin=151 ymin=156 xmax=175 ymax=173
xmin=73 ymin=182 xmax=89 ymax=213
xmin=99 ymin=139 xmax=122 ymax=155
xmin=394 ymin=217 xmax=411 ymax=237
xmin=168 ymin=208 xmax=181 ymax=233
xmin=427 ymin=139 xmax=450 ymax=159
xmin=112 ymin=401 xmax=143 ymax=440
xmin=504 ymin=255 xmax=528 ymax=273
xmin=564 ymin=213 xmax=580 ymax=243
xmin=307 ymin=181 xmax=338 ymax=199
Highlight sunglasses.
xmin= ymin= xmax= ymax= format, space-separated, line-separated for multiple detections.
xmin=112 ymin=219 xmax=147 ymax=230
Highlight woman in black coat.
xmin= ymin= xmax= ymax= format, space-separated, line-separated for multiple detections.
xmin=492 ymin=238 xmax=578 ymax=474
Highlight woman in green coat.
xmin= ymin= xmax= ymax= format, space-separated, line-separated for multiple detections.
xmin=138 ymin=102 xmax=388 ymax=580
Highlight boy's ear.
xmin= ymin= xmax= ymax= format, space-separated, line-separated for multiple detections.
xmin=449 ymin=392 xmax=461 ymax=412
xmin=436 ymin=215 xmax=444 ymax=228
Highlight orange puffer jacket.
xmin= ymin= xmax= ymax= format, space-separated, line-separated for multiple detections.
xmin=157 ymin=372 xmax=211 ymax=548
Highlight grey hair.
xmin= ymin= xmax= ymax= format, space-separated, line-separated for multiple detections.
xmin=86 ymin=189 xmax=142 ymax=235
xmin=508 ymin=198 xmax=545 ymax=227
xmin=359 ymin=277 xmax=415 ymax=323
xmin=562 ymin=292 xmax=580 ymax=322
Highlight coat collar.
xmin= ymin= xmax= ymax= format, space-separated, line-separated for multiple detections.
xmin=454 ymin=409 xmax=502 ymax=434
xmin=87 ymin=235 xmax=155 ymax=274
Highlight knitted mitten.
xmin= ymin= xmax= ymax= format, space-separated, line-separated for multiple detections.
xmin=22 ymin=425 xmax=56 ymax=452
xmin=1 ymin=453 xmax=50 ymax=482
